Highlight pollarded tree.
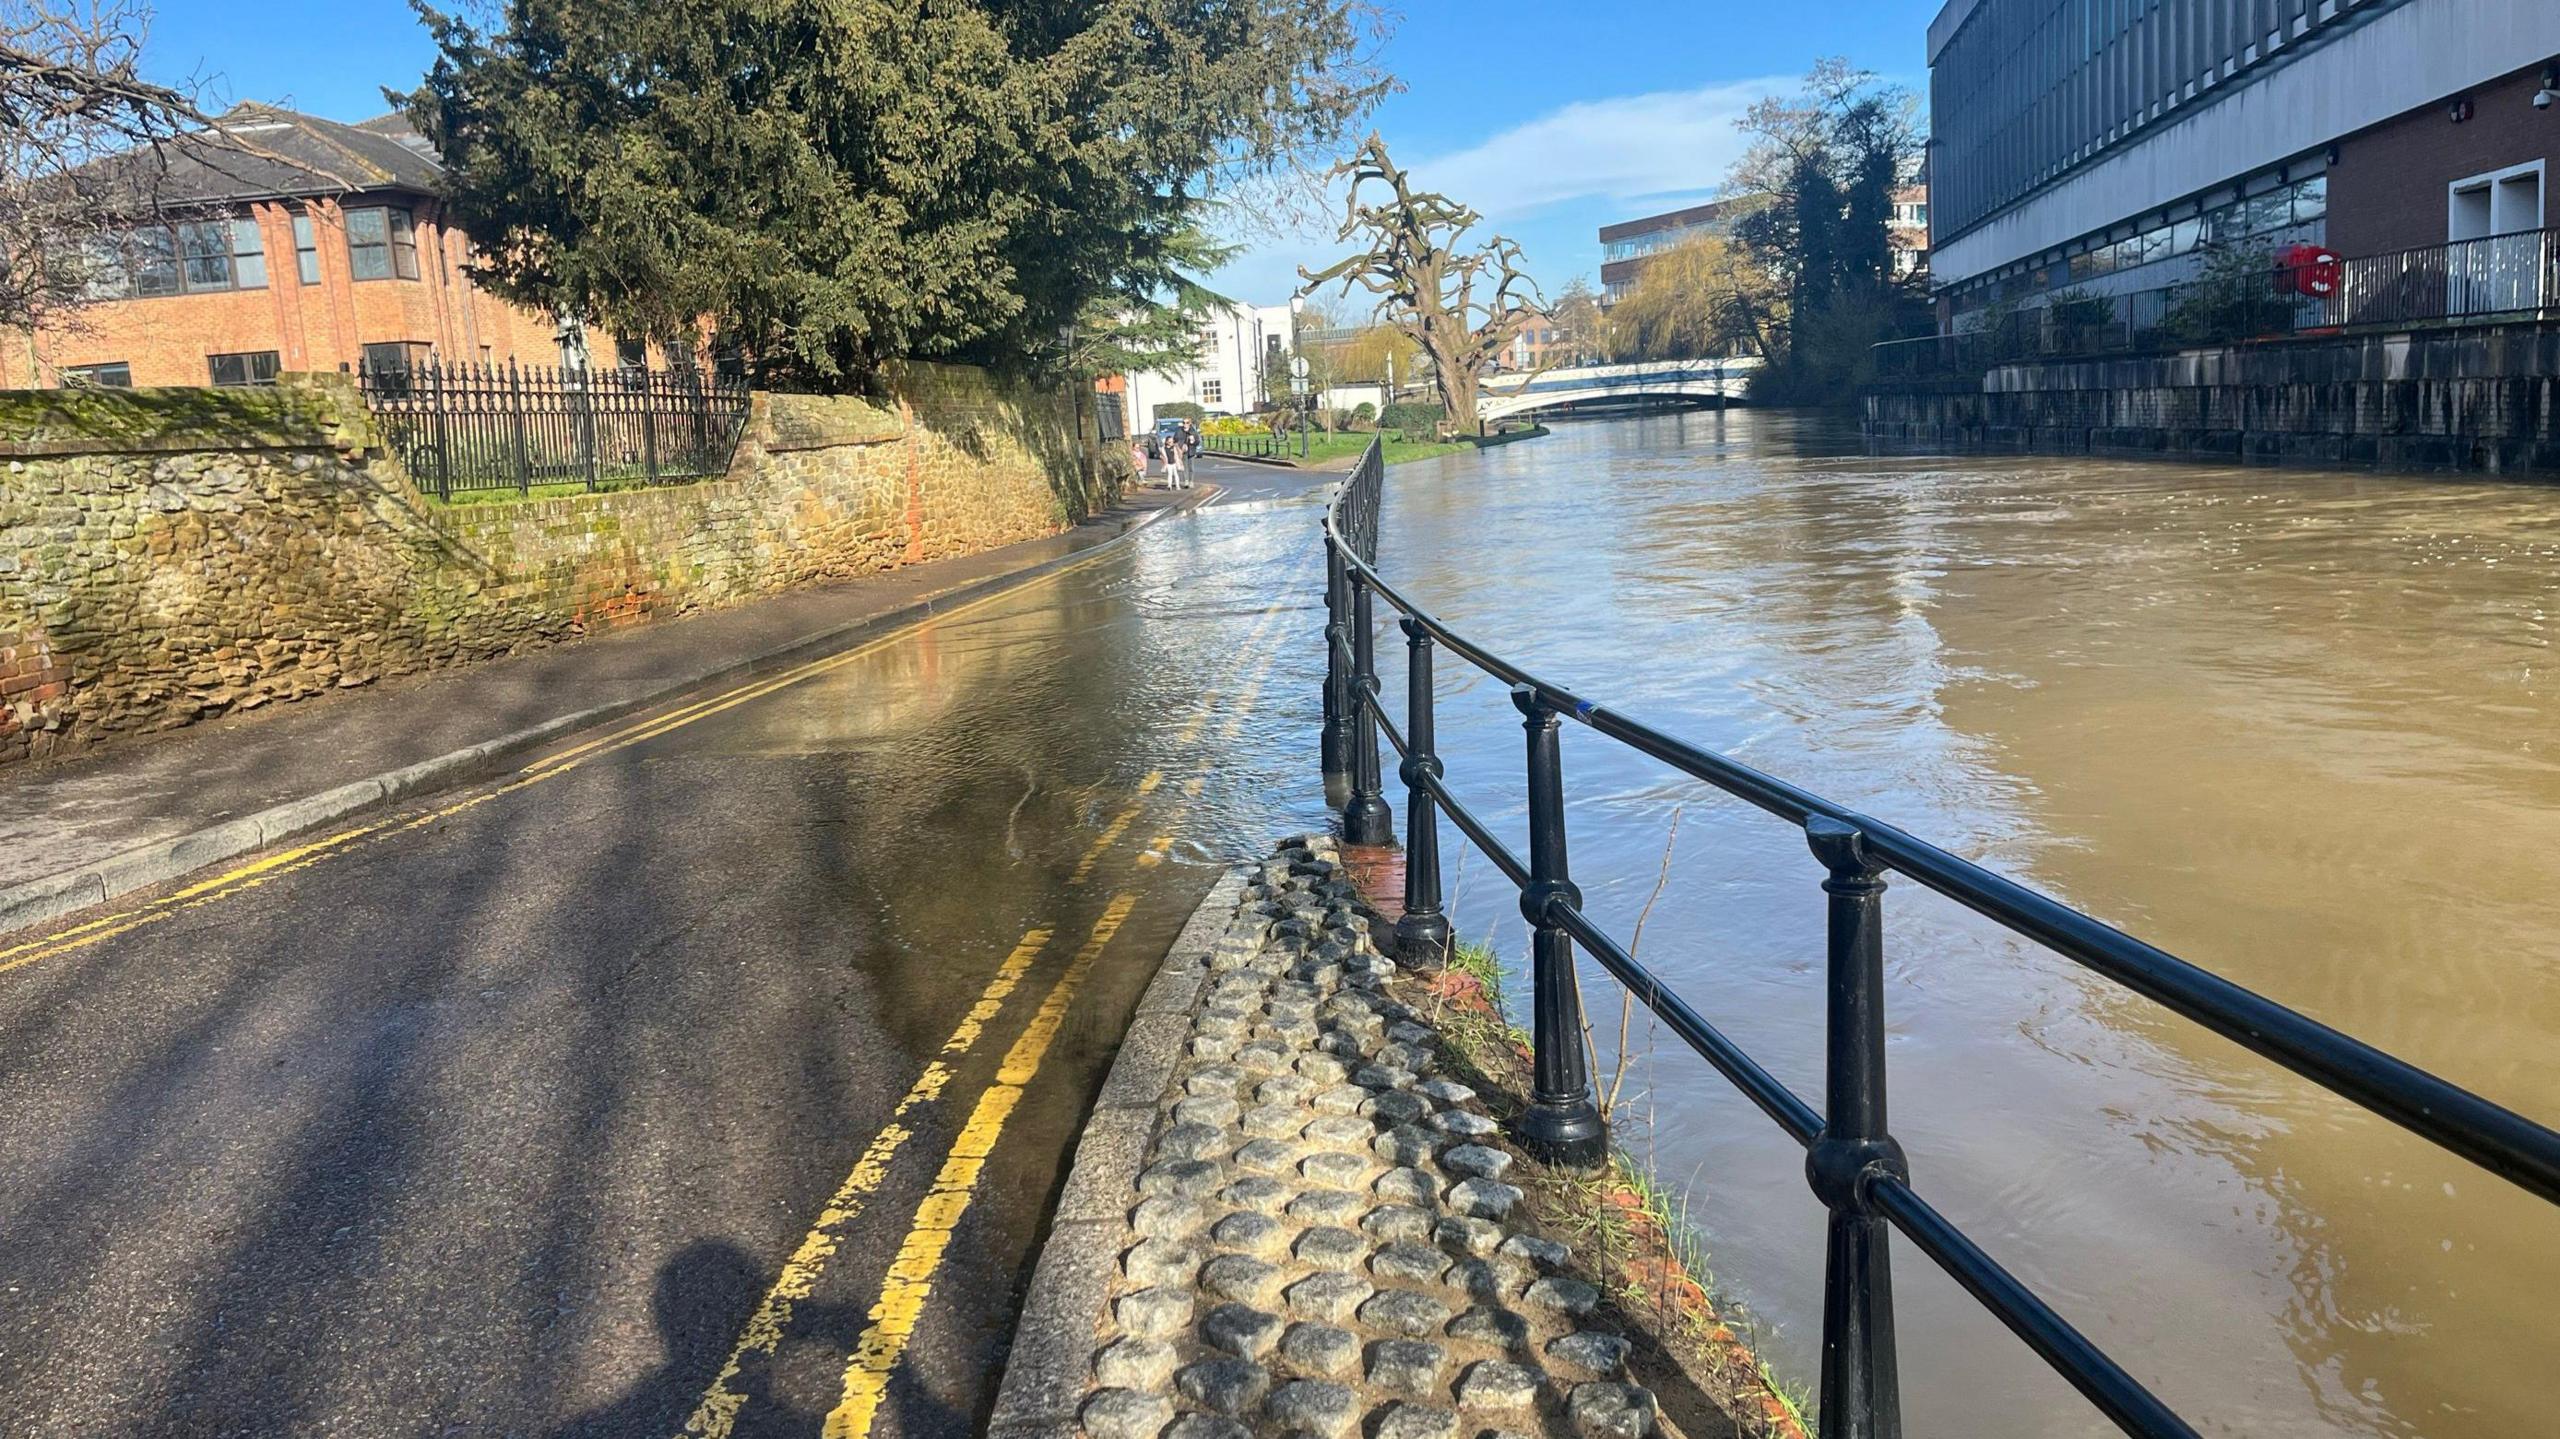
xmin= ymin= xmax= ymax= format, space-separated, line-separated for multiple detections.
xmin=1298 ymin=133 xmax=1547 ymax=433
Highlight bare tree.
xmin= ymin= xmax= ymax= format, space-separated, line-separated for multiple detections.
xmin=1298 ymin=133 xmax=1547 ymax=433
xmin=1 ymin=0 xmax=324 ymax=376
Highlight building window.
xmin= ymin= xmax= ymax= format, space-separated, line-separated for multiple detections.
xmin=345 ymin=206 xmax=420 ymax=280
xmin=1199 ymin=378 xmax=1223 ymax=406
xmin=2449 ymin=161 xmax=2545 ymax=242
xmin=129 ymin=227 xmax=179 ymax=296
xmin=109 ymin=217 xmax=265 ymax=297
xmin=206 ymin=350 xmax=280 ymax=387
xmin=175 ymin=218 xmax=267 ymax=292
xmin=292 ymin=212 xmax=321 ymax=284
xmin=613 ymin=333 xmax=647 ymax=370
xmin=61 ymin=362 xmax=133 ymax=387
xmin=360 ymin=340 xmax=432 ymax=376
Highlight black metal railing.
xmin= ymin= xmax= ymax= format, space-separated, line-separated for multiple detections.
xmin=1204 ymin=429 xmax=1291 ymax=460
xmin=1875 ymin=227 xmax=2560 ymax=382
xmin=351 ymin=359 xmax=753 ymax=500
xmin=1315 ymin=438 xmax=2560 ymax=1439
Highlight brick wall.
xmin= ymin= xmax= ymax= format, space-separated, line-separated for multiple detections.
xmin=0 ymin=195 xmax=568 ymax=388
xmin=2329 ymin=64 xmax=2560 ymax=259
xmin=0 ymin=365 xmax=1117 ymax=765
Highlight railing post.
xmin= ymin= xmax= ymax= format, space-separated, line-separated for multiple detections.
xmin=1321 ymin=546 xmax=1355 ymax=787
xmin=1510 ymin=684 xmax=1606 ymax=1169
xmin=506 ymin=359 xmax=532 ymax=496
xmin=1392 ymin=615 xmax=1449 ymax=969
xmin=1804 ymin=815 xmax=1907 ymax=1439
xmin=1341 ymin=573 xmax=1395 ymax=845
xmin=428 ymin=362 xmax=453 ymax=502
xmin=641 ymin=370 xmax=661 ymax=483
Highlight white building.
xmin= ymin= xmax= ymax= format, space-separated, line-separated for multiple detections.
xmin=1123 ymin=299 xmax=1302 ymax=423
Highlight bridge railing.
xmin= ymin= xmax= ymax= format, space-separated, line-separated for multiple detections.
xmin=1315 ymin=437 xmax=2560 ymax=1439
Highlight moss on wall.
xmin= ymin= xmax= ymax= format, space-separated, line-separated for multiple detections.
xmin=0 ymin=363 xmax=1117 ymax=765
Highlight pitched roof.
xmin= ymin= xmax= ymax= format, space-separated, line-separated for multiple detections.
xmin=105 ymin=103 xmax=444 ymax=207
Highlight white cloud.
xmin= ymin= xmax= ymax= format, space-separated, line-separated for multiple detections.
xmin=1204 ymin=77 xmax=1797 ymax=303
xmin=1404 ymin=77 xmax=1795 ymax=221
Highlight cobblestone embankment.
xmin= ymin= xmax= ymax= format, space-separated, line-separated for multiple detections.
xmin=992 ymin=838 xmax=1672 ymax=1439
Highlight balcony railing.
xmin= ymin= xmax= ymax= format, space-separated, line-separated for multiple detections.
xmin=1875 ymin=228 xmax=2560 ymax=382
xmin=1316 ymin=437 xmax=2560 ymax=1439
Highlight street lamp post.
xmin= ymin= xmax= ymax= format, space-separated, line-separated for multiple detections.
xmin=1289 ymin=295 xmax=1308 ymax=460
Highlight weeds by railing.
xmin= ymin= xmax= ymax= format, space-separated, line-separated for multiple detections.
xmin=351 ymin=359 xmax=753 ymax=500
xmin=1877 ymin=227 xmax=2560 ymax=381
xmin=1317 ymin=438 xmax=2560 ymax=1439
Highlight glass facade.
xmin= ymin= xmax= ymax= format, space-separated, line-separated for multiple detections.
xmin=1930 ymin=0 xmax=2395 ymax=245
xmin=1601 ymin=218 xmax=1732 ymax=264
xmin=2061 ymin=174 xmax=2325 ymax=282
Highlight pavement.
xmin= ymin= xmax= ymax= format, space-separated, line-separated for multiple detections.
xmin=0 ymin=452 xmax=1342 ymax=1438
xmin=988 ymin=837 xmax=1673 ymax=1439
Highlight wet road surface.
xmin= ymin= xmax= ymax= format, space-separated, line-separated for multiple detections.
xmin=0 ymin=458 xmax=1335 ymax=1439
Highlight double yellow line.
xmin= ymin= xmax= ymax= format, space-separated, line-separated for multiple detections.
xmin=689 ymin=550 xmax=1317 ymax=1439
xmin=0 ymin=545 xmax=1135 ymax=982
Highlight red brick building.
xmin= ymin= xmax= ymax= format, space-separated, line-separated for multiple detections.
xmin=3 ymin=106 xmax=565 ymax=389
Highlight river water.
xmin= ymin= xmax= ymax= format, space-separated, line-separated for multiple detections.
xmin=1357 ymin=411 xmax=2560 ymax=1438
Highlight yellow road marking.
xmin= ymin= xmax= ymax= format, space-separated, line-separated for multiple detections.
xmin=0 ymin=534 xmax=1145 ymax=980
xmin=1067 ymin=771 xmax=1159 ymax=886
xmin=0 ymin=826 xmax=378 ymax=977
xmin=678 ymin=925 xmax=1056 ymax=1439
xmin=819 ymin=893 xmax=1140 ymax=1439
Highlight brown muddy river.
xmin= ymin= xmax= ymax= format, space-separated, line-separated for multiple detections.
xmin=1362 ymin=411 xmax=2560 ymax=1438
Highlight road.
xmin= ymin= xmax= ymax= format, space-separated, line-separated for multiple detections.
xmin=0 ymin=456 xmax=1333 ymax=1439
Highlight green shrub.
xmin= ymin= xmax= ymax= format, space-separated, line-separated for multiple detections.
xmin=1378 ymin=401 xmax=1442 ymax=436
xmin=1152 ymin=401 xmax=1204 ymax=422
xmin=1351 ymin=401 xmax=1377 ymax=422
xmin=2162 ymin=245 xmax=2298 ymax=346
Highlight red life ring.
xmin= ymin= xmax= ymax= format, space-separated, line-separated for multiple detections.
xmin=2277 ymin=243 xmax=2341 ymax=297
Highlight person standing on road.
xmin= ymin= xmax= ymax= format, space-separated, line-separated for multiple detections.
xmin=1165 ymin=437 xmax=1189 ymax=490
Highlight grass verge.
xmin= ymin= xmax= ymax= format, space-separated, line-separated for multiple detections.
xmin=1402 ymin=938 xmax=1813 ymax=1439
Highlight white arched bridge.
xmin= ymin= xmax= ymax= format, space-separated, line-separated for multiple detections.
xmin=1477 ymin=356 xmax=1762 ymax=422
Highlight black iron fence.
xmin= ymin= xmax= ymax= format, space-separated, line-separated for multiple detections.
xmin=1877 ymin=227 xmax=2560 ymax=382
xmin=1204 ymin=429 xmax=1292 ymax=460
xmin=351 ymin=359 xmax=754 ymax=500
xmin=1317 ymin=439 xmax=2560 ymax=1439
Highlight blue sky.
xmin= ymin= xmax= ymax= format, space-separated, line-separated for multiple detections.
xmin=141 ymin=0 xmax=1938 ymax=311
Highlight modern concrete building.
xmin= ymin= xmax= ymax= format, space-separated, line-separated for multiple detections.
xmin=1598 ymin=200 xmax=1751 ymax=303
xmin=1924 ymin=0 xmax=2560 ymax=322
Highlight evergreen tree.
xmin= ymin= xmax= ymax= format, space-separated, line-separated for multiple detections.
xmin=403 ymin=0 xmax=1388 ymax=390
xmin=1727 ymin=58 xmax=1928 ymax=402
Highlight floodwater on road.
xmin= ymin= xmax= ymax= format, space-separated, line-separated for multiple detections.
xmin=0 ymin=464 xmax=1339 ymax=1439
xmin=1365 ymin=411 xmax=2560 ymax=1439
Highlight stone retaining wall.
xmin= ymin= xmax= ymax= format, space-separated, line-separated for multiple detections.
xmin=0 ymin=366 xmax=1115 ymax=765
xmin=1863 ymin=322 xmax=2560 ymax=473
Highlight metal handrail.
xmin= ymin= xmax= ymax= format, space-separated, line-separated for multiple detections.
xmin=1874 ymin=227 xmax=2560 ymax=380
xmin=1313 ymin=437 xmax=2560 ymax=1439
